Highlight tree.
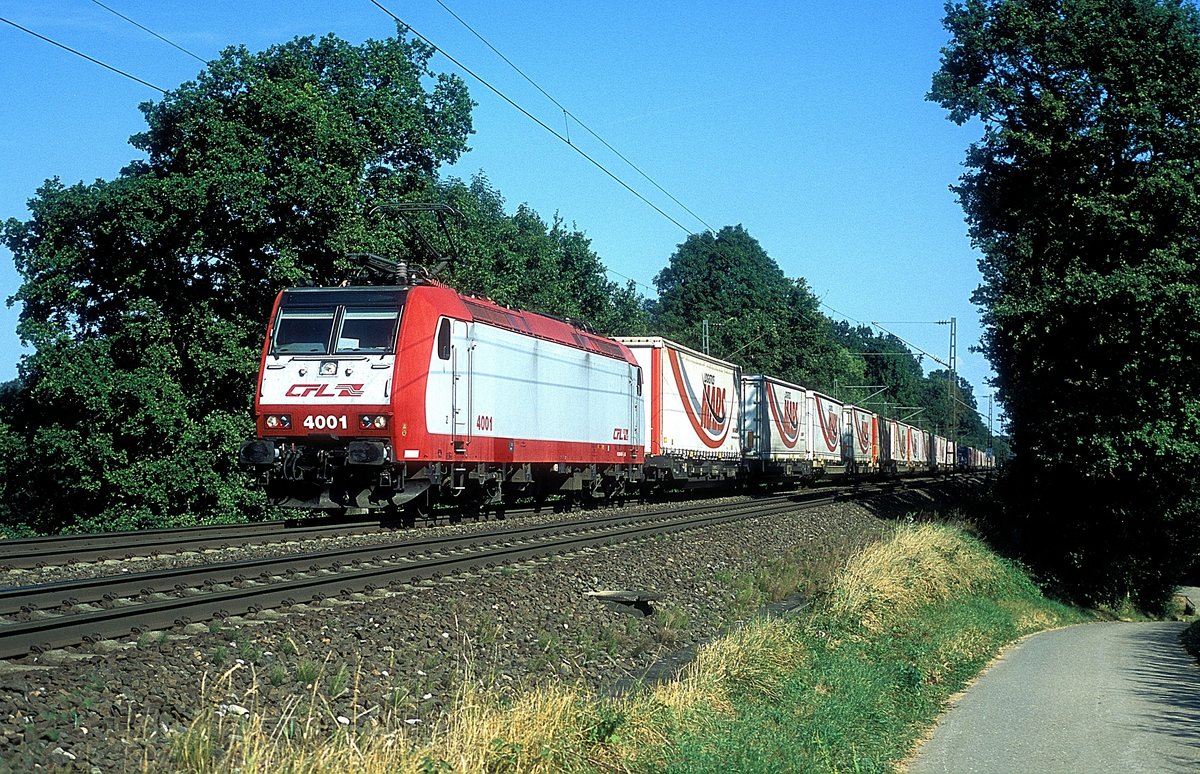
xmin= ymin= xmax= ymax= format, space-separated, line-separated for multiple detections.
xmin=920 ymin=369 xmax=991 ymax=452
xmin=434 ymin=176 xmax=648 ymax=336
xmin=1 ymin=29 xmax=651 ymax=536
xmin=827 ymin=323 xmax=992 ymax=449
xmin=830 ymin=322 xmax=926 ymax=412
xmin=1 ymin=30 xmax=474 ymax=535
xmin=931 ymin=0 xmax=1200 ymax=607
xmin=651 ymin=225 xmax=863 ymax=393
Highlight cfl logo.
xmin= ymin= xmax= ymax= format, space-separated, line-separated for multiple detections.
xmin=285 ymin=383 xmax=365 ymax=398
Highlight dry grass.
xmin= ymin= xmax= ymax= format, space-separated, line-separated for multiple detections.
xmin=425 ymin=617 xmax=807 ymax=772
xmin=828 ymin=523 xmax=1004 ymax=633
xmin=423 ymin=681 xmax=603 ymax=773
xmin=170 ymin=615 xmax=810 ymax=774
xmin=170 ymin=524 xmax=1062 ymax=774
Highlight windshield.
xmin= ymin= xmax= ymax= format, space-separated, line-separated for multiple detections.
xmin=273 ymin=307 xmax=336 ymax=354
xmin=336 ymin=308 xmax=400 ymax=353
xmin=271 ymin=305 xmax=401 ymax=355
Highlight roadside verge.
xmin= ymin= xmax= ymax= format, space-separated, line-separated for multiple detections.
xmin=1184 ymin=620 xmax=1200 ymax=663
xmin=174 ymin=521 xmax=1085 ymax=773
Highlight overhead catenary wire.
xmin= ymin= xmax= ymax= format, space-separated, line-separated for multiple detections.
xmin=90 ymin=0 xmax=208 ymax=65
xmin=428 ymin=0 xmax=716 ymax=235
xmin=106 ymin=0 xmax=670 ymax=298
xmin=603 ymin=267 xmax=657 ymax=295
xmin=823 ymin=302 xmax=994 ymax=404
xmin=366 ymin=0 xmax=698 ymax=236
xmin=0 ymin=15 xmax=167 ymax=93
xmin=4 ymin=4 xmax=668 ymax=298
xmin=2 ymin=4 xmax=992 ymax=414
xmin=870 ymin=320 xmax=951 ymax=369
xmin=818 ymin=299 xmax=867 ymax=327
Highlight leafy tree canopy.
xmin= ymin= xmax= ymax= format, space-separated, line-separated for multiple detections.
xmin=0 ymin=29 xmax=644 ymax=536
xmin=434 ymin=175 xmax=648 ymax=336
xmin=651 ymin=225 xmax=864 ymax=394
xmin=932 ymin=0 xmax=1200 ymax=607
xmin=649 ymin=226 xmax=985 ymax=444
xmin=2 ymin=30 xmax=474 ymax=534
xmin=828 ymin=323 xmax=992 ymax=449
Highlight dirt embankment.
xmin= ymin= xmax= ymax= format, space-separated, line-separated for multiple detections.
xmin=0 ymin=482 xmax=977 ymax=772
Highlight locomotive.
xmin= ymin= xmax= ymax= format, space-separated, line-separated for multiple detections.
xmin=239 ymin=264 xmax=991 ymax=517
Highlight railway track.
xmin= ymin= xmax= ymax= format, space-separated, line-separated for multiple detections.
xmin=0 ymin=486 xmax=883 ymax=660
xmin=0 ymin=488 xmax=789 ymax=571
xmin=0 ymin=514 xmax=404 ymax=570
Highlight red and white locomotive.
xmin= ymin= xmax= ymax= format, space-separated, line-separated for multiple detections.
xmin=240 ymin=271 xmax=993 ymax=516
xmin=239 ymin=275 xmax=644 ymax=515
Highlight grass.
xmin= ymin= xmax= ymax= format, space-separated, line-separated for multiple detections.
xmin=1183 ymin=610 xmax=1200 ymax=664
xmin=654 ymin=524 xmax=1085 ymax=773
xmin=266 ymin=664 xmax=288 ymax=687
xmin=169 ymin=523 xmax=1084 ymax=774
xmin=716 ymin=532 xmax=868 ymax=624
xmin=327 ymin=663 xmax=351 ymax=697
xmin=294 ymin=658 xmax=319 ymax=684
xmin=654 ymin=606 xmax=692 ymax=645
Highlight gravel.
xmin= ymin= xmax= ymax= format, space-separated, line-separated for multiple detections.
xmin=0 ymin=481 xmax=981 ymax=772
xmin=0 ymin=495 xmax=759 ymax=588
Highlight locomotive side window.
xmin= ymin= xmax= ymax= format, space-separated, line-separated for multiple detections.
xmin=273 ymin=307 xmax=336 ymax=353
xmin=336 ymin=308 xmax=400 ymax=354
xmin=437 ymin=319 xmax=451 ymax=360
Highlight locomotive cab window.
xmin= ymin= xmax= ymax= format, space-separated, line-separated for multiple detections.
xmin=273 ymin=307 xmax=336 ymax=354
xmin=336 ymin=308 xmax=399 ymax=354
xmin=272 ymin=304 xmax=401 ymax=355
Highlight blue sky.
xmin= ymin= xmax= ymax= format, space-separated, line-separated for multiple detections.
xmin=0 ymin=1 xmax=1002 ymax=430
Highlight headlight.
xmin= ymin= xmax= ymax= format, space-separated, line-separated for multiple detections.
xmin=264 ymin=414 xmax=292 ymax=429
xmin=360 ymin=415 xmax=388 ymax=430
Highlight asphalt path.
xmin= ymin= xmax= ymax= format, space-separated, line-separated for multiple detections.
xmin=908 ymin=602 xmax=1200 ymax=774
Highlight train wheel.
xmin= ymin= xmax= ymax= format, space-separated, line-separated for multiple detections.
xmin=401 ymin=501 xmax=428 ymax=528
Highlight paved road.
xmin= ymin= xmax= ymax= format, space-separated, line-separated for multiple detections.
xmin=1183 ymin=585 xmax=1200 ymax=614
xmin=908 ymin=614 xmax=1200 ymax=774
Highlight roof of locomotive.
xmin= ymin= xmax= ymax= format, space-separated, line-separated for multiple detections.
xmin=272 ymin=283 xmax=630 ymax=365
xmin=402 ymin=283 xmax=636 ymax=364
xmin=278 ymin=286 xmax=409 ymax=306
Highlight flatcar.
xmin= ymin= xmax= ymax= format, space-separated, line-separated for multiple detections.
xmin=616 ymin=337 xmax=742 ymax=486
xmin=741 ymin=373 xmax=814 ymax=483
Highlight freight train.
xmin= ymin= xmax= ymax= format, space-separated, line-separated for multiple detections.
xmin=238 ymin=272 xmax=991 ymax=517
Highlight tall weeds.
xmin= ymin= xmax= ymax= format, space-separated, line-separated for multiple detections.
xmin=170 ymin=523 xmax=1082 ymax=773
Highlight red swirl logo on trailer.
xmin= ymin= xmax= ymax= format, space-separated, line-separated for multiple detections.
xmin=766 ymin=386 xmax=800 ymax=448
xmin=855 ymin=412 xmax=871 ymax=453
xmin=814 ymin=395 xmax=840 ymax=452
xmin=667 ymin=349 xmax=731 ymax=449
